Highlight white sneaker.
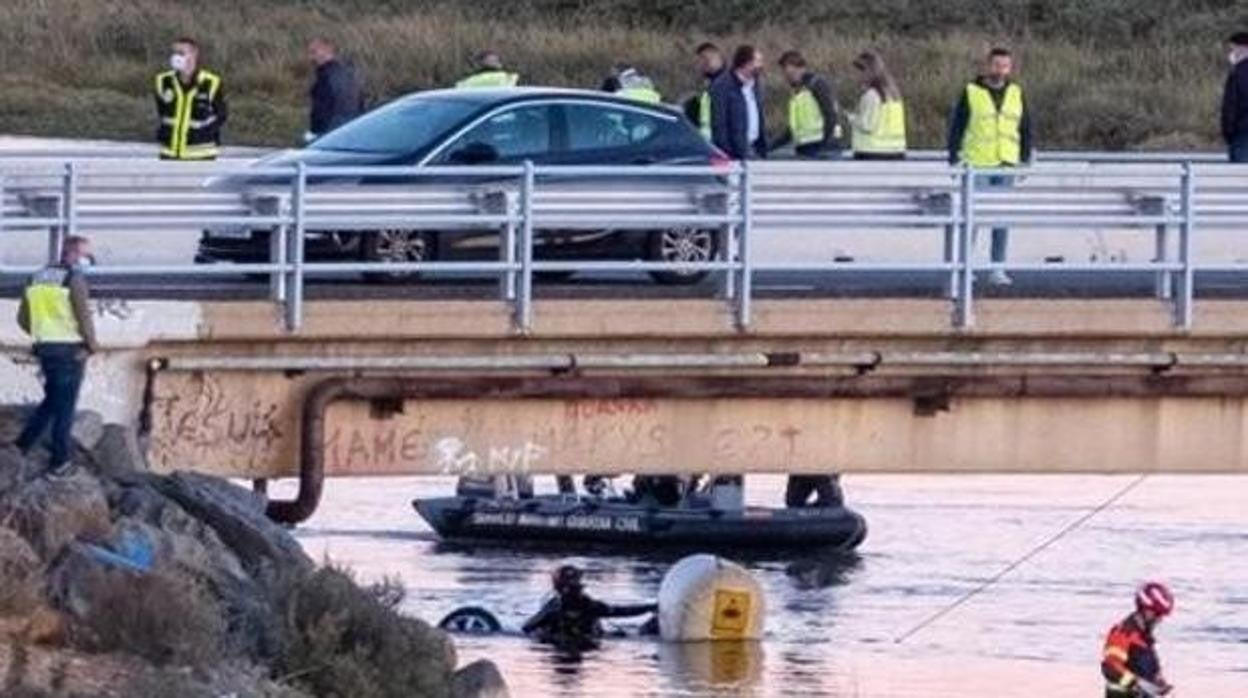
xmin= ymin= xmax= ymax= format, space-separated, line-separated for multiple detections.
xmin=988 ymin=270 xmax=1013 ymax=286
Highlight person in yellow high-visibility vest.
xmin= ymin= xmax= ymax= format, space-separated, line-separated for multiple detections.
xmin=947 ymin=47 xmax=1034 ymax=286
xmin=847 ymin=51 xmax=907 ymax=161
xmin=154 ymin=37 xmax=228 ymax=160
xmin=682 ymin=43 xmax=725 ymax=140
xmin=772 ymin=50 xmax=842 ymax=159
xmin=455 ymin=50 xmax=520 ymax=89
xmin=15 ymin=236 xmax=99 ymax=476
xmin=601 ymin=64 xmax=663 ymax=104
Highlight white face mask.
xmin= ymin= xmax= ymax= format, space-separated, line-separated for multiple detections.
xmin=170 ymin=53 xmax=190 ymax=72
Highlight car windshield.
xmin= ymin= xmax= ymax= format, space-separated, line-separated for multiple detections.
xmin=310 ymin=96 xmax=480 ymax=154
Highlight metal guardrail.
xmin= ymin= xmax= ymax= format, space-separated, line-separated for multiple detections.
xmin=0 ymin=157 xmax=1245 ymax=332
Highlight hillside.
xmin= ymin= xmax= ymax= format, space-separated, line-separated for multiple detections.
xmin=0 ymin=0 xmax=1243 ymax=149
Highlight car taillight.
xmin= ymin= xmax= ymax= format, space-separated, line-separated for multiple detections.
xmin=710 ymin=149 xmax=734 ymax=171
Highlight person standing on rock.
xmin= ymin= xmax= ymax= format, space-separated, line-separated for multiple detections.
xmin=15 ymin=236 xmax=99 ymax=476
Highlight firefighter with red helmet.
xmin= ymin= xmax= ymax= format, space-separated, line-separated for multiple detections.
xmin=1102 ymin=581 xmax=1176 ymax=697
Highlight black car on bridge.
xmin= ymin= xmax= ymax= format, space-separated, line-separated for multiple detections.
xmin=196 ymin=88 xmax=727 ymax=285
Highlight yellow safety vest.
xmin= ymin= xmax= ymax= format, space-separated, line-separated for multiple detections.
xmin=698 ymin=91 xmax=712 ymax=140
xmin=960 ymin=82 xmax=1023 ymax=167
xmin=853 ymin=98 xmax=907 ymax=154
xmin=620 ymin=86 xmax=662 ymax=104
xmin=25 ymin=268 xmax=82 ymax=344
xmin=154 ymin=69 xmax=223 ymax=160
xmin=455 ymin=70 xmax=520 ymax=89
xmin=788 ymin=88 xmax=825 ymax=146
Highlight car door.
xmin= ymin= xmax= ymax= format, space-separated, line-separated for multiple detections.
xmin=428 ymin=103 xmax=558 ymax=257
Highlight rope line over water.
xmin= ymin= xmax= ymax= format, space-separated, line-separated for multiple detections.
xmin=894 ymin=473 xmax=1150 ymax=644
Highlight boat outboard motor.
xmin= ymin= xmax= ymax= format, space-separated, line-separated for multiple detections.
xmin=657 ymin=554 xmax=765 ymax=642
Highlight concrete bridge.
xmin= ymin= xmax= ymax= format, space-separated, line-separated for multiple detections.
xmin=2 ymin=153 xmax=1247 ymax=521
xmin=5 ymin=294 xmax=1248 ymax=522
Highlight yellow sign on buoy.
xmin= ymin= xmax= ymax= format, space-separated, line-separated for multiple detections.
xmin=711 ymin=588 xmax=752 ymax=638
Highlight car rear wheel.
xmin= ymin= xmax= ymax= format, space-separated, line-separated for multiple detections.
xmin=362 ymin=229 xmax=435 ymax=283
xmin=647 ymin=228 xmax=716 ymax=285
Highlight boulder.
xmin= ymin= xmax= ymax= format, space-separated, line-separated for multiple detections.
xmin=0 ymin=445 xmax=30 ymax=496
xmin=0 ymin=471 xmax=111 ymax=560
xmin=0 ymin=525 xmax=43 ymax=616
xmin=150 ymin=472 xmax=312 ymax=577
xmin=451 ymin=659 xmax=510 ymax=698
xmin=71 ymin=410 xmax=105 ymax=453
xmin=0 ymin=404 xmax=29 ymax=444
xmin=90 ymin=423 xmax=147 ymax=477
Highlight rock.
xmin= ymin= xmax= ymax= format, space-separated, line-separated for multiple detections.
xmin=90 ymin=423 xmax=147 ymax=476
xmin=0 ymin=526 xmax=43 ymax=616
xmin=452 ymin=659 xmax=510 ymax=698
xmin=0 ymin=404 xmax=30 ymax=444
xmin=0 ymin=445 xmax=30 ymax=496
xmin=71 ymin=410 xmax=105 ymax=453
xmin=0 ymin=471 xmax=111 ymax=560
xmin=22 ymin=604 xmax=68 ymax=645
xmin=150 ymin=472 xmax=312 ymax=577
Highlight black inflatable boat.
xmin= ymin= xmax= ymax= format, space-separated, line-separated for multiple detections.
xmin=411 ymin=495 xmax=868 ymax=551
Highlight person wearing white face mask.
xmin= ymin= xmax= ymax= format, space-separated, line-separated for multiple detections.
xmin=1222 ymin=32 xmax=1248 ymax=163
xmin=15 ymin=236 xmax=100 ymax=477
xmin=154 ymin=37 xmax=228 ymax=160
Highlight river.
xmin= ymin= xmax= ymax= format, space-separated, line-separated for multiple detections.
xmin=287 ymin=474 xmax=1248 ymax=697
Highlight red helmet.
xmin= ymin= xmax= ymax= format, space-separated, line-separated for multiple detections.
xmin=1135 ymin=581 xmax=1175 ymax=617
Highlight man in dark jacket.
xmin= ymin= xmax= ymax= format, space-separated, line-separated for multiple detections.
xmin=1223 ymin=32 xmax=1248 ymax=162
xmin=709 ymin=45 xmax=767 ymax=160
xmin=683 ymin=43 xmax=725 ymax=138
xmin=772 ymin=50 xmax=842 ymax=159
xmin=306 ymin=37 xmax=365 ymax=142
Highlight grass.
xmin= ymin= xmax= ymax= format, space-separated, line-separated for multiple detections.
xmin=0 ymin=0 xmax=1241 ymax=149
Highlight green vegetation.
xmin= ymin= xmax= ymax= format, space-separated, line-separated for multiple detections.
xmin=0 ymin=0 xmax=1242 ymax=149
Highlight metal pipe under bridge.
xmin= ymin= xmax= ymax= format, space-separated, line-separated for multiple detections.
xmin=2 ymin=155 xmax=1247 ymax=523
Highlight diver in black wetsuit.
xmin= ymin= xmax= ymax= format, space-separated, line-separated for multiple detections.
xmin=522 ymin=565 xmax=657 ymax=649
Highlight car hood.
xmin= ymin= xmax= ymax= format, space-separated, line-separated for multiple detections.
xmin=205 ymin=148 xmax=409 ymax=190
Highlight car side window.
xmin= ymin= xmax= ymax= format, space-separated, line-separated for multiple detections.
xmin=564 ymin=103 xmax=668 ymax=153
xmin=441 ymin=105 xmax=552 ymax=163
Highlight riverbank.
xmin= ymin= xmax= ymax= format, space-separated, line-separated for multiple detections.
xmin=0 ymin=0 xmax=1230 ymax=149
xmin=0 ymin=406 xmax=501 ymax=698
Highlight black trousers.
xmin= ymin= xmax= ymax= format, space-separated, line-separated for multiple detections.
xmin=785 ymin=475 xmax=843 ymax=508
xmin=17 ymin=343 xmax=86 ymax=467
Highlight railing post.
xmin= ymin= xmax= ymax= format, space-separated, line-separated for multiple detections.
xmin=285 ymin=163 xmax=307 ymax=332
xmin=956 ymin=166 xmax=976 ymax=328
xmin=1175 ymin=162 xmax=1195 ymax=329
xmin=736 ymin=162 xmax=753 ymax=330
xmin=268 ymin=195 xmax=288 ymax=305
xmin=500 ymin=190 xmax=518 ymax=301
xmin=517 ymin=160 xmax=535 ymax=333
xmin=943 ymin=221 xmax=959 ymax=300
xmin=0 ymin=174 xmax=6 ymax=273
xmin=1153 ymin=223 xmax=1171 ymax=300
xmin=53 ymin=162 xmax=77 ymax=264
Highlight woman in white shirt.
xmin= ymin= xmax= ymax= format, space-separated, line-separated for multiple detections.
xmin=847 ymin=51 xmax=908 ymax=160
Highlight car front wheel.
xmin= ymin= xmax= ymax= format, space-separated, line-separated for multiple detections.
xmin=647 ymin=228 xmax=717 ymax=285
xmin=362 ymin=229 xmax=436 ymax=283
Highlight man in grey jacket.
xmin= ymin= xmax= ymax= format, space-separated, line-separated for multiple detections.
xmin=306 ymin=37 xmax=365 ymax=142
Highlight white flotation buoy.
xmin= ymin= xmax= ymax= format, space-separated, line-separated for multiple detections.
xmin=657 ymin=554 xmax=765 ymax=642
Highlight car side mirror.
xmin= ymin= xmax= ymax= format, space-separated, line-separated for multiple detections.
xmin=449 ymin=142 xmax=500 ymax=165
